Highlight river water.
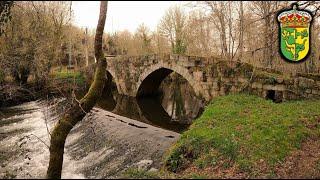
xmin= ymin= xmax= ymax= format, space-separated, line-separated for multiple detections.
xmin=0 ymin=73 xmax=205 ymax=178
xmin=97 ymin=73 xmax=205 ymax=133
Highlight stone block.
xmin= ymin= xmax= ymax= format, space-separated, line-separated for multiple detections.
xmin=193 ymin=71 xmax=203 ymax=82
xmin=312 ymin=89 xmax=319 ymax=95
xmin=298 ymin=77 xmax=315 ymax=88
xmin=276 ymin=77 xmax=284 ymax=83
xmin=201 ymin=83 xmax=211 ymax=90
xmin=252 ymin=82 xmax=263 ymax=89
xmin=210 ymin=90 xmax=219 ymax=97
xmin=283 ymin=79 xmax=294 ymax=85
xmin=238 ymin=77 xmax=248 ymax=83
xmin=273 ymin=85 xmax=285 ymax=91
xmin=179 ymin=55 xmax=188 ymax=62
xmin=178 ymin=60 xmax=195 ymax=68
xmin=206 ymin=77 xmax=214 ymax=82
xmin=230 ymin=86 xmax=237 ymax=92
xmin=262 ymin=84 xmax=274 ymax=90
xmin=169 ymin=54 xmax=178 ymax=61
xmin=221 ymin=78 xmax=231 ymax=83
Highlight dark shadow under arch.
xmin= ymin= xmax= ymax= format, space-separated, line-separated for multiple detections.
xmin=137 ymin=68 xmax=174 ymax=97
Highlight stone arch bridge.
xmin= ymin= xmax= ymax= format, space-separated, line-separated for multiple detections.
xmin=104 ymin=54 xmax=320 ymax=102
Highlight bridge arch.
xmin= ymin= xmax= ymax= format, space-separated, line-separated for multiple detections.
xmin=135 ymin=62 xmax=202 ymax=98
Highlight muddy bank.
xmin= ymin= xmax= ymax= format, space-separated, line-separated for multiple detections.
xmin=0 ymin=99 xmax=180 ymax=178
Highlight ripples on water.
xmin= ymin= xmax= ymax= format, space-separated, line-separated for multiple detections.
xmin=0 ymin=99 xmax=87 ymax=178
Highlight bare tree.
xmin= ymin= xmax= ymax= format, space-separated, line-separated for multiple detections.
xmin=250 ymin=1 xmax=280 ymax=68
xmin=158 ymin=5 xmax=188 ymax=54
xmin=134 ymin=23 xmax=152 ymax=54
xmin=0 ymin=2 xmax=72 ymax=86
xmin=185 ymin=10 xmax=213 ymax=56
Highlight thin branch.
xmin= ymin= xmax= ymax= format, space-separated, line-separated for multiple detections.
xmin=44 ymin=95 xmax=52 ymax=139
xmin=72 ymin=90 xmax=88 ymax=114
xmin=20 ymin=134 xmax=50 ymax=149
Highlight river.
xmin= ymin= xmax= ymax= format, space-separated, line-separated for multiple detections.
xmin=0 ymin=73 xmax=205 ymax=178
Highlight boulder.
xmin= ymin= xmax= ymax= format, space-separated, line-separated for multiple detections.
xmin=135 ymin=159 xmax=153 ymax=170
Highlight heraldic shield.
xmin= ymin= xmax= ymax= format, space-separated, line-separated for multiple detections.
xmin=277 ymin=5 xmax=312 ymax=62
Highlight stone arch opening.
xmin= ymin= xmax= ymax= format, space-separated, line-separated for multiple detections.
xmin=265 ymin=90 xmax=283 ymax=103
xmin=266 ymin=90 xmax=276 ymax=101
xmin=136 ymin=66 xmax=204 ymax=126
xmin=137 ymin=68 xmax=173 ymax=97
xmin=136 ymin=61 xmax=203 ymax=98
xmin=136 ymin=66 xmax=200 ymax=98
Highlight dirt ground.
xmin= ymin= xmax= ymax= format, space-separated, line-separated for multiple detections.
xmin=175 ymin=137 xmax=320 ymax=179
xmin=274 ymin=138 xmax=320 ymax=178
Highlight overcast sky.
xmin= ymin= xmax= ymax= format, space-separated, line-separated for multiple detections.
xmin=72 ymin=1 xmax=187 ymax=33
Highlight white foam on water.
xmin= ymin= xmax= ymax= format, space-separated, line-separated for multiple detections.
xmin=0 ymin=100 xmax=97 ymax=179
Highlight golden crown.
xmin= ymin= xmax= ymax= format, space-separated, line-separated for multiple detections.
xmin=278 ymin=5 xmax=312 ymax=28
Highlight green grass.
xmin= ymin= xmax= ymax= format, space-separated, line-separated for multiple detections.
xmin=53 ymin=70 xmax=82 ymax=79
xmin=122 ymin=168 xmax=160 ymax=179
xmin=164 ymin=94 xmax=320 ymax=176
xmin=51 ymin=70 xmax=85 ymax=85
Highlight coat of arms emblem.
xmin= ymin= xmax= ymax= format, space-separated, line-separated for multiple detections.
xmin=277 ymin=4 xmax=312 ymax=62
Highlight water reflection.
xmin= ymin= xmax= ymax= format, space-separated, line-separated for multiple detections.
xmin=95 ymin=73 xmax=204 ymax=133
xmin=159 ymin=74 xmax=205 ymax=124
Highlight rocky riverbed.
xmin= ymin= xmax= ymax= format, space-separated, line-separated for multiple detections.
xmin=0 ymin=99 xmax=180 ymax=178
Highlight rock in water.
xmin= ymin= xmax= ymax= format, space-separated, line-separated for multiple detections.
xmin=135 ymin=160 xmax=153 ymax=170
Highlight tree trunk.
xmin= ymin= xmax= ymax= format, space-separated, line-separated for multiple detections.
xmin=12 ymin=69 xmax=20 ymax=83
xmin=46 ymin=2 xmax=108 ymax=179
xmin=20 ymin=67 xmax=30 ymax=85
xmin=219 ymin=12 xmax=228 ymax=58
xmin=238 ymin=1 xmax=244 ymax=60
xmin=85 ymin=27 xmax=89 ymax=67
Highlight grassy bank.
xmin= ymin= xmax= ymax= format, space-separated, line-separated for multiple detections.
xmin=50 ymin=69 xmax=86 ymax=86
xmin=45 ymin=68 xmax=88 ymax=96
xmin=164 ymin=94 xmax=320 ymax=178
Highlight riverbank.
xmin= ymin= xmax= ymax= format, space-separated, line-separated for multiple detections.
xmin=0 ymin=83 xmax=37 ymax=108
xmin=162 ymin=94 xmax=320 ymax=178
xmin=0 ymin=99 xmax=179 ymax=178
xmin=0 ymin=69 xmax=87 ymax=108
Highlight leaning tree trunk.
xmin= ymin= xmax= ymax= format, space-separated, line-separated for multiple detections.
xmin=46 ymin=2 xmax=108 ymax=179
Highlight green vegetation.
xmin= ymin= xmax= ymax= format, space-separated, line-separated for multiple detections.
xmin=51 ymin=69 xmax=85 ymax=86
xmin=122 ymin=168 xmax=160 ymax=179
xmin=164 ymin=94 xmax=320 ymax=177
xmin=316 ymin=160 xmax=320 ymax=171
